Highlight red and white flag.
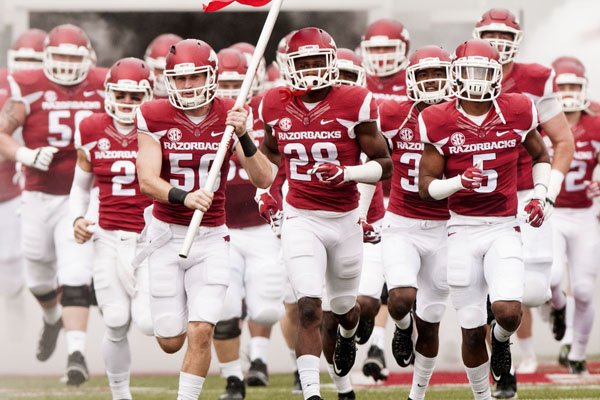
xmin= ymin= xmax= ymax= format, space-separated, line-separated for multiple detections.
xmin=202 ymin=0 xmax=271 ymax=12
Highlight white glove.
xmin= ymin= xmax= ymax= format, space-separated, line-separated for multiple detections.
xmin=15 ymin=146 xmax=58 ymax=171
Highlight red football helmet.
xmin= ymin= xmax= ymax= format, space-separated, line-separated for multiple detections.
xmin=43 ymin=24 xmax=93 ymax=86
xmin=336 ymin=48 xmax=365 ymax=87
xmin=552 ymin=56 xmax=589 ymax=112
xmin=144 ymin=33 xmax=183 ymax=97
xmin=360 ymin=19 xmax=410 ymax=77
xmin=230 ymin=42 xmax=266 ymax=94
xmin=7 ymin=29 xmax=46 ymax=73
xmin=104 ymin=57 xmax=153 ymax=124
xmin=452 ymin=39 xmax=502 ymax=102
xmin=164 ymin=39 xmax=218 ymax=110
xmin=473 ymin=8 xmax=522 ymax=64
xmin=284 ymin=27 xmax=338 ymax=91
xmin=275 ymin=30 xmax=297 ymax=83
xmin=216 ymin=48 xmax=248 ymax=99
xmin=406 ymin=45 xmax=452 ymax=104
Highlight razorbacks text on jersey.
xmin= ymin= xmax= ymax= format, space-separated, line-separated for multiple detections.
xmin=137 ymin=97 xmax=248 ymax=226
xmin=7 ymin=67 xmax=107 ymax=194
xmin=419 ymin=93 xmax=538 ymax=216
xmin=259 ymin=85 xmax=379 ymax=212
xmin=76 ymin=112 xmax=151 ymax=232
xmin=502 ymin=62 xmax=556 ymax=191
xmin=380 ymin=99 xmax=449 ymax=220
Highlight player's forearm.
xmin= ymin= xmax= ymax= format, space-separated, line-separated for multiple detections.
xmin=542 ymin=114 xmax=575 ymax=174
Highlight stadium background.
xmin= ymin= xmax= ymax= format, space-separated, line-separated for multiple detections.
xmin=0 ymin=0 xmax=599 ymax=376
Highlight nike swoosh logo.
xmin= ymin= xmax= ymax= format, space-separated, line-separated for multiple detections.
xmin=211 ymin=131 xmax=224 ymax=137
xmin=496 ymin=130 xmax=511 ymax=137
xmin=83 ymin=91 xmax=96 ymax=97
xmin=392 ymin=85 xmax=405 ymax=91
xmin=320 ymin=119 xmax=334 ymax=125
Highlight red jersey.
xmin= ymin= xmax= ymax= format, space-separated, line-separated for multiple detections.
xmin=419 ymin=93 xmax=538 ymax=217
xmin=259 ymin=85 xmax=379 ymax=212
xmin=7 ymin=68 xmax=107 ymax=195
xmin=0 ymin=68 xmax=21 ymax=202
xmin=76 ymin=112 xmax=151 ymax=233
xmin=137 ymin=97 xmax=247 ymax=227
xmin=380 ymin=99 xmax=449 ymax=220
xmin=502 ymin=62 xmax=556 ymax=191
xmin=366 ymin=71 xmax=407 ymax=103
xmin=547 ymin=113 xmax=600 ymax=209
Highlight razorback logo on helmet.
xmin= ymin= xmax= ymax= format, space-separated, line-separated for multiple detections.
xmin=7 ymin=28 xmax=46 ymax=73
xmin=473 ymin=8 xmax=523 ymax=64
xmin=361 ymin=18 xmax=410 ymax=77
xmin=167 ymin=127 xmax=182 ymax=142
xmin=104 ymin=57 xmax=153 ymax=124
xmin=552 ymin=56 xmax=590 ymax=112
xmin=43 ymin=24 xmax=93 ymax=86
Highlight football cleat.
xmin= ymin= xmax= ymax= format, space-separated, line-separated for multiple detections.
xmin=550 ymin=306 xmax=566 ymax=341
xmin=558 ymin=344 xmax=571 ymax=368
xmin=490 ymin=321 xmax=512 ymax=382
xmin=333 ymin=328 xmax=357 ymax=377
xmin=36 ymin=318 xmax=63 ymax=361
xmin=392 ymin=317 xmax=414 ymax=368
xmin=246 ymin=359 xmax=269 ymax=387
xmin=491 ymin=371 xmax=517 ymax=399
xmin=355 ymin=318 xmax=375 ymax=345
xmin=66 ymin=351 xmax=89 ymax=386
xmin=338 ymin=390 xmax=356 ymax=400
xmin=219 ymin=376 xmax=245 ymax=400
xmin=362 ymin=345 xmax=389 ymax=381
xmin=568 ymin=359 xmax=588 ymax=375
xmin=292 ymin=370 xmax=302 ymax=395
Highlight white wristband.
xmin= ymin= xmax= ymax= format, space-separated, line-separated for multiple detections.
xmin=428 ymin=175 xmax=463 ymax=200
xmin=357 ymin=183 xmax=376 ymax=219
xmin=546 ymin=169 xmax=565 ymax=202
xmin=344 ymin=160 xmax=383 ymax=183
xmin=531 ymin=162 xmax=551 ymax=200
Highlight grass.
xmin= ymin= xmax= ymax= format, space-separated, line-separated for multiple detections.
xmin=1 ymin=373 xmax=600 ymax=399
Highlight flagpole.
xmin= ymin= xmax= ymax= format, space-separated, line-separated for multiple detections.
xmin=179 ymin=0 xmax=284 ymax=258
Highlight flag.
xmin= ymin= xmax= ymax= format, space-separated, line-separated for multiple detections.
xmin=202 ymin=0 xmax=271 ymax=12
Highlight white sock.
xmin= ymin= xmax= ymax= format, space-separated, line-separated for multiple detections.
xmin=561 ymin=295 xmax=575 ymax=345
xmin=66 ymin=330 xmax=86 ymax=354
xmin=465 ymin=361 xmax=491 ymax=400
xmin=518 ymin=337 xmax=535 ymax=359
xmin=107 ymin=371 xmax=131 ymax=400
xmin=289 ymin=348 xmax=297 ymax=367
xmin=395 ymin=313 xmax=412 ymax=330
xmin=339 ymin=322 xmax=358 ymax=338
xmin=42 ymin=304 xmax=62 ymax=324
xmin=408 ymin=352 xmax=436 ymax=400
xmin=327 ymin=363 xmax=353 ymax=394
xmin=219 ymin=359 xmax=244 ymax=380
xmin=297 ymin=354 xmax=320 ymax=400
xmin=177 ymin=371 xmax=204 ymax=400
xmin=493 ymin=323 xmax=513 ymax=343
xmin=250 ymin=336 xmax=270 ymax=363
xmin=371 ymin=326 xmax=385 ymax=350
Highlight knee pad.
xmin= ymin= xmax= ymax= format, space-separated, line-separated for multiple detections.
xmin=572 ymin=281 xmax=595 ymax=305
xmin=417 ymin=303 xmax=446 ymax=324
xmin=250 ymin=304 xmax=284 ymax=327
xmin=154 ymin=313 xmax=186 ymax=338
xmin=31 ymin=288 xmax=59 ymax=303
xmin=213 ymin=317 xmax=241 ymax=340
xmin=101 ymin=305 xmax=130 ymax=329
xmin=456 ymin=305 xmax=486 ymax=330
xmin=60 ymin=285 xmax=91 ymax=307
xmin=329 ymin=295 xmax=356 ymax=316
xmin=105 ymin=323 xmax=130 ymax=342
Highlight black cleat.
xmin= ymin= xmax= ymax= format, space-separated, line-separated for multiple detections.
xmin=292 ymin=370 xmax=302 ymax=395
xmin=568 ymin=359 xmax=588 ymax=375
xmin=219 ymin=376 xmax=245 ymax=400
xmin=246 ymin=358 xmax=269 ymax=387
xmin=333 ymin=328 xmax=357 ymax=377
xmin=392 ymin=318 xmax=414 ymax=368
xmin=66 ymin=351 xmax=89 ymax=386
xmin=36 ymin=318 xmax=63 ymax=361
xmin=550 ymin=306 xmax=566 ymax=341
xmin=338 ymin=390 xmax=356 ymax=400
xmin=362 ymin=345 xmax=389 ymax=381
xmin=558 ymin=344 xmax=571 ymax=368
xmin=492 ymin=371 xmax=517 ymax=399
xmin=490 ymin=321 xmax=512 ymax=383
xmin=355 ymin=318 xmax=375 ymax=345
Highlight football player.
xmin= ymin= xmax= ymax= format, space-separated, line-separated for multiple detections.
xmin=418 ymin=39 xmax=551 ymax=400
xmin=70 ymin=57 xmax=154 ymax=400
xmin=144 ymin=33 xmax=183 ymax=99
xmin=259 ymin=27 xmax=392 ymax=400
xmin=474 ymin=8 xmax=575 ymax=397
xmin=380 ymin=45 xmax=452 ymax=400
xmin=135 ymin=38 xmax=273 ymax=400
xmin=547 ymin=56 xmax=600 ymax=375
xmin=0 ymin=24 xmax=107 ymax=385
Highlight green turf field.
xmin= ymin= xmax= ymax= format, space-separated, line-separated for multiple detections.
xmin=1 ymin=374 xmax=600 ymax=399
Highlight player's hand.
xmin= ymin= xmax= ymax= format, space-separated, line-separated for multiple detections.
xmin=183 ymin=188 xmax=214 ymax=212
xmin=226 ymin=106 xmax=249 ymax=137
xmin=524 ymin=198 xmax=545 ymax=228
xmin=585 ymin=180 xmax=600 ymax=199
xmin=15 ymin=146 xmax=58 ymax=171
xmin=360 ymin=218 xmax=381 ymax=244
xmin=73 ymin=218 xmax=95 ymax=244
xmin=459 ymin=163 xmax=483 ymax=190
xmin=255 ymin=192 xmax=283 ymax=237
xmin=308 ymin=163 xmax=347 ymax=185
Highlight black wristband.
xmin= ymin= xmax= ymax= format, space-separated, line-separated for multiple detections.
xmin=238 ymin=132 xmax=257 ymax=157
xmin=168 ymin=187 xmax=189 ymax=205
